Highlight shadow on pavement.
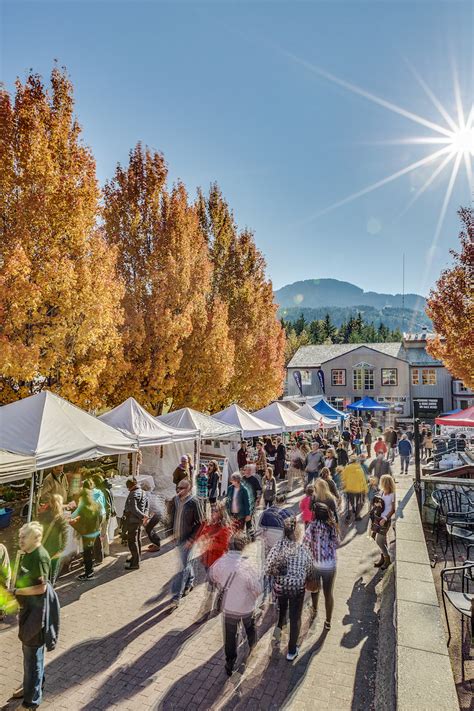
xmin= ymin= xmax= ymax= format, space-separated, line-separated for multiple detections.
xmin=341 ymin=574 xmax=381 ymax=711
xmin=81 ymin=613 xmax=210 ymax=710
xmin=41 ymin=599 xmax=174 ymax=703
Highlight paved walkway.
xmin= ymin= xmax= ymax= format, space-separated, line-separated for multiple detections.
xmin=0 ymin=477 xmax=395 ymax=711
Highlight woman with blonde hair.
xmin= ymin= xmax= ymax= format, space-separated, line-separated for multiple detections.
xmin=375 ymin=475 xmax=396 ymax=569
xmin=313 ymin=478 xmax=338 ymax=520
xmin=320 ymin=467 xmax=340 ymax=502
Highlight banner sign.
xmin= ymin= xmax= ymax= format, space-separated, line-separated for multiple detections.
xmin=413 ymin=398 xmax=444 ymax=420
xmin=317 ymin=368 xmax=325 ymax=393
xmin=293 ymin=370 xmax=303 ymax=395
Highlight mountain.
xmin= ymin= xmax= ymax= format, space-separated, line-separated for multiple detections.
xmin=275 ymin=278 xmax=426 ymax=311
xmin=275 ymin=279 xmax=431 ymax=332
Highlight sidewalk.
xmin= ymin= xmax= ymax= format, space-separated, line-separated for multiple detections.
xmin=0 ymin=475 xmax=396 ymax=711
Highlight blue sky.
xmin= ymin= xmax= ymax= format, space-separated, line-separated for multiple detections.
xmin=1 ymin=0 xmax=472 ymax=296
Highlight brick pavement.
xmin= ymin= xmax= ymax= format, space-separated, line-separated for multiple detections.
xmin=0 ymin=478 xmax=392 ymax=711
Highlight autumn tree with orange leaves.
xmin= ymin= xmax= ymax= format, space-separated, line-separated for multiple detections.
xmin=1 ymin=65 xmax=285 ymax=413
xmin=426 ymin=206 xmax=474 ymax=388
xmin=199 ymin=184 xmax=286 ymax=410
xmin=103 ymin=146 xmax=237 ymax=413
xmin=0 ymin=67 xmax=124 ymax=407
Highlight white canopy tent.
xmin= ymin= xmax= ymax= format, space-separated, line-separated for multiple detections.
xmin=213 ymin=404 xmax=282 ymax=438
xmin=158 ymin=407 xmax=241 ymax=440
xmin=253 ymin=402 xmax=316 ymax=433
xmin=0 ymin=391 xmax=137 ymax=470
xmin=0 ymin=450 xmax=36 ymax=484
xmin=99 ymin=398 xmax=199 ymax=499
xmin=296 ymin=403 xmax=335 ymax=428
xmin=158 ymin=407 xmax=242 ymax=490
xmin=99 ymin=398 xmax=199 ymax=446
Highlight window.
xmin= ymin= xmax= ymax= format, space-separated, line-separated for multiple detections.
xmin=421 ymin=368 xmax=436 ymax=385
xmin=412 ymin=368 xmax=437 ymax=386
xmin=364 ymin=369 xmax=374 ymax=390
xmin=301 ymin=370 xmax=311 ymax=385
xmin=460 ymin=400 xmax=469 ymax=410
xmin=353 ymin=367 xmax=374 ymax=390
xmin=381 ymin=368 xmax=397 ymax=386
xmin=459 ymin=382 xmax=469 ymax=392
xmin=331 ymin=369 xmax=346 ymax=386
xmin=327 ymin=397 xmax=344 ymax=409
xmin=353 ymin=368 xmax=363 ymax=390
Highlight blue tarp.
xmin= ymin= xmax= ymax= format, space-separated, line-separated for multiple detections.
xmin=440 ymin=408 xmax=462 ymax=417
xmin=313 ymin=399 xmax=346 ymax=420
xmin=347 ymin=396 xmax=389 ymax=411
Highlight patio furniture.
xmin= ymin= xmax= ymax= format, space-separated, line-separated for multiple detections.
xmin=441 ymin=561 xmax=474 ymax=681
xmin=431 ymin=488 xmax=473 ymax=542
xmin=444 ymin=511 xmax=474 ymax=566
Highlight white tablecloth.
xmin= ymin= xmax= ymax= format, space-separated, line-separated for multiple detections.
xmin=110 ymin=474 xmax=155 ymax=517
xmin=111 ymin=488 xmax=128 ymax=517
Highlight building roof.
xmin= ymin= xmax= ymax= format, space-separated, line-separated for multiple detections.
xmin=287 ymin=342 xmax=405 ymax=368
xmin=402 ymin=331 xmax=436 ymax=342
xmin=403 ymin=348 xmax=443 ymax=366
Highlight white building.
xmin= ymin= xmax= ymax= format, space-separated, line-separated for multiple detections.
xmin=286 ymin=332 xmax=467 ymax=420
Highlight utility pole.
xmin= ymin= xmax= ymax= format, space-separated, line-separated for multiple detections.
xmin=414 ymin=417 xmax=422 ymax=512
xmin=402 ymin=253 xmax=405 ymax=335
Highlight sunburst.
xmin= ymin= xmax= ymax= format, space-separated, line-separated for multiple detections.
xmin=284 ymin=49 xmax=473 ymax=288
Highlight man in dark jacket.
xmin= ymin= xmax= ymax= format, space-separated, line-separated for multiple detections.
xmin=226 ymin=473 xmax=252 ymax=525
xmin=336 ymin=443 xmax=349 ymax=467
xmin=237 ymin=442 xmax=248 ymax=470
xmin=368 ymin=453 xmax=392 ymax=481
xmin=274 ymin=437 xmax=287 ymax=480
xmin=168 ymin=479 xmax=204 ymax=609
xmin=123 ymin=479 xmax=149 ymax=570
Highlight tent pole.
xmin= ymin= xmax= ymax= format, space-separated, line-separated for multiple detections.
xmin=27 ymin=471 xmax=36 ymax=522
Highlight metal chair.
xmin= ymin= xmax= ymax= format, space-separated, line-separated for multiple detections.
xmin=441 ymin=560 xmax=474 ymax=682
xmin=444 ymin=510 xmax=474 ymax=566
xmin=431 ymin=488 xmax=473 ymax=542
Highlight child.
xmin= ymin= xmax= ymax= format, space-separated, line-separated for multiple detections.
xmin=299 ymin=484 xmax=315 ymax=528
xmin=263 ymin=467 xmax=276 ymax=509
xmin=367 ymin=476 xmax=379 ymax=506
xmin=196 ymin=465 xmax=209 ymax=514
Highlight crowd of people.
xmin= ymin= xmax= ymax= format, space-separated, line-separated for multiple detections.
xmin=2 ymin=414 xmax=408 ymax=707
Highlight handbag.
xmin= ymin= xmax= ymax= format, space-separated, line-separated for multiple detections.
xmin=69 ymin=515 xmax=93 ymax=537
xmin=305 ymin=561 xmax=320 ymax=592
xmin=215 ymin=570 xmax=237 ymax=613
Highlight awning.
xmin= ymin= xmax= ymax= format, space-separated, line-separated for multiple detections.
xmin=347 ymin=397 xmax=389 ymax=411
xmin=296 ymin=403 xmax=335 ymax=427
xmin=99 ymin=397 xmax=199 ymax=446
xmin=0 ymin=391 xmax=137 ymax=470
xmin=213 ymin=404 xmax=282 ymax=438
xmin=0 ymin=450 xmax=37 ymax=484
xmin=157 ymin=407 xmax=241 ymax=440
xmin=313 ymin=398 xmax=347 ymax=419
xmin=435 ymin=406 xmax=474 ymax=427
xmin=253 ymin=402 xmax=316 ymax=433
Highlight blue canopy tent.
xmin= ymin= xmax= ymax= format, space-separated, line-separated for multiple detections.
xmin=346 ymin=396 xmax=389 ymax=411
xmin=440 ymin=408 xmax=461 ymax=417
xmin=312 ymin=398 xmax=346 ymax=422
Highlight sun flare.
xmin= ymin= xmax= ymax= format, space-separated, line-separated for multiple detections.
xmin=450 ymin=125 xmax=474 ymax=156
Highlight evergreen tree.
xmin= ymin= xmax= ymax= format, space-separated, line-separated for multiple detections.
xmin=377 ymin=322 xmax=389 ymax=341
xmin=322 ymin=313 xmax=337 ymax=342
xmin=294 ymin=313 xmax=307 ymax=336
